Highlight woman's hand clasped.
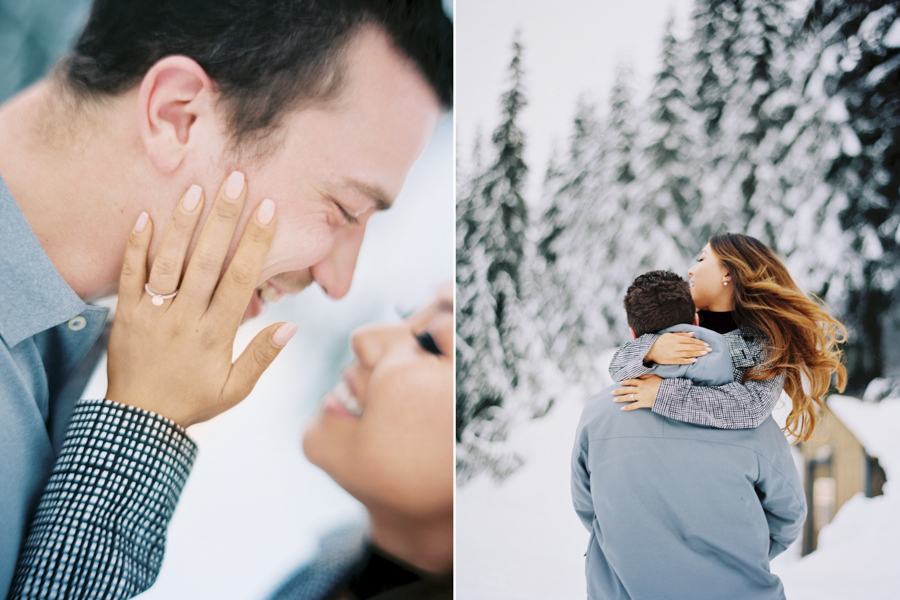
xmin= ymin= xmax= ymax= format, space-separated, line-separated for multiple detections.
xmin=612 ymin=375 xmax=664 ymax=411
xmin=644 ymin=332 xmax=710 ymax=365
xmin=106 ymin=172 xmax=297 ymax=427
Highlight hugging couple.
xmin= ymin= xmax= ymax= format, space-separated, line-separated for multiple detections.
xmin=0 ymin=2 xmax=452 ymax=599
xmin=573 ymin=234 xmax=848 ymax=599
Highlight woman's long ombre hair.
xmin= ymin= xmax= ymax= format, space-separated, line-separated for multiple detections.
xmin=710 ymin=233 xmax=847 ymax=442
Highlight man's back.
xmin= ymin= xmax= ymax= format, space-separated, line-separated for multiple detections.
xmin=572 ymin=385 xmax=805 ymax=600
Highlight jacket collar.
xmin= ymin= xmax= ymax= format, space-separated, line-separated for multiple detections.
xmin=0 ymin=174 xmax=89 ymax=347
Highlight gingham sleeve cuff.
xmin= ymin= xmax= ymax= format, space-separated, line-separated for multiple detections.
xmin=11 ymin=398 xmax=197 ymax=600
xmin=651 ymin=378 xmax=695 ymax=421
xmin=608 ymin=333 xmax=661 ymax=382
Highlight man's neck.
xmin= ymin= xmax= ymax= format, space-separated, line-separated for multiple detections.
xmin=367 ymin=507 xmax=453 ymax=575
xmin=0 ymin=79 xmax=154 ymax=303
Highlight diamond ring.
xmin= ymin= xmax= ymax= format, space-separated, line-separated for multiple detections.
xmin=145 ymin=283 xmax=179 ymax=306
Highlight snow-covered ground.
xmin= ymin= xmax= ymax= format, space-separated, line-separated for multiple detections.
xmin=458 ymin=355 xmax=900 ymax=599
xmin=81 ymin=119 xmax=453 ymax=600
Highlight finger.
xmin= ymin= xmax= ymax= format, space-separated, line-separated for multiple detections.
xmin=209 ymin=199 xmax=275 ymax=318
xmin=613 ymin=397 xmax=632 ymax=403
xmin=224 ymin=322 xmax=298 ymax=403
xmin=620 ymin=379 xmax=643 ymax=387
xmin=118 ymin=212 xmax=153 ymax=306
xmin=621 ymin=402 xmax=641 ymax=411
xmin=675 ymin=338 xmax=709 ymax=349
xmin=611 ymin=387 xmax=635 ymax=396
xmin=146 ymin=185 xmax=205 ymax=301
xmin=180 ymin=171 xmax=247 ymax=305
xmin=672 ymin=332 xmax=696 ymax=338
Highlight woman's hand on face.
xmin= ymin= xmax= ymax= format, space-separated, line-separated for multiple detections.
xmin=612 ymin=375 xmax=663 ymax=411
xmin=644 ymin=332 xmax=710 ymax=365
xmin=106 ymin=172 xmax=297 ymax=428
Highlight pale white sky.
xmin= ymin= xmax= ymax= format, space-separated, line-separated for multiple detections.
xmin=456 ymin=0 xmax=695 ymax=203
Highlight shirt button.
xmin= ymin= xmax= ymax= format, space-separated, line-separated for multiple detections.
xmin=67 ymin=316 xmax=87 ymax=331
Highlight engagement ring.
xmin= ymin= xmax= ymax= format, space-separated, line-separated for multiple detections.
xmin=145 ymin=283 xmax=179 ymax=306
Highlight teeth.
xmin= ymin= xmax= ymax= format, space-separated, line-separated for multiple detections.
xmin=332 ymin=380 xmax=363 ymax=417
xmin=259 ymin=281 xmax=283 ymax=303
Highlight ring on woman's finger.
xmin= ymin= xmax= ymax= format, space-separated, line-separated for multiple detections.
xmin=145 ymin=283 xmax=179 ymax=306
xmin=631 ymin=393 xmax=636 ymax=402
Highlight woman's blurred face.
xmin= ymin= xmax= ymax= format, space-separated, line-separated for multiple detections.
xmin=302 ymin=282 xmax=454 ymax=521
xmin=688 ymin=243 xmax=734 ymax=312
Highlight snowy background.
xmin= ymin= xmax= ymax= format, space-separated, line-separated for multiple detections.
xmin=456 ymin=0 xmax=900 ymax=597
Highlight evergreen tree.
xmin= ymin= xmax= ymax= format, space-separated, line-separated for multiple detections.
xmin=594 ymin=65 xmax=643 ymax=344
xmin=534 ymin=97 xmax=611 ymax=380
xmin=816 ymin=0 xmax=900 ymax=387
xmin=456 ymin=33 xmax=532 ymax=482
xmin=632 ymin=18 xmax=702 ymax=270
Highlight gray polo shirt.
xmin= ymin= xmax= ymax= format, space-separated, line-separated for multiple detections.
xmin=0 ymin=174 xmax=108 ymax=597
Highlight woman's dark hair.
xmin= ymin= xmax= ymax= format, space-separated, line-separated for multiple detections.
xmin=710 ymin=233 xmax=847 ymax=442
xmin=623 ymin=270 xmax=695 ymax=337
xmin=64 ymin=0 xmax=452 ymax=146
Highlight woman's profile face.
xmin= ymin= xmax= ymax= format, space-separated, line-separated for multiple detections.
xmin=688 ymin=243 xmax=734 ymax=312
xmin=302 ymin=282 xmax=454 ymax=520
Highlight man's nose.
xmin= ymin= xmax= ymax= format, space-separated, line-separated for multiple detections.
xmin=311 ymin=227 xmax=365 ymax=299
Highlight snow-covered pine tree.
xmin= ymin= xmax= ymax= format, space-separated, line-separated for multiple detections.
xmin=743 ymin=0 xmax=857 ymax=316
xmin=817 ymin=0 xmax=900 ymax=388
xmin=534 ymin=97 xmax=611 ymax=381
xmin=631 ymin=17 xmax=701 ymax=274
xmin=683 ymin=0 xmax=743 ymax=242
xmin=594 ymin=65 xmax=644 ymax=345
xmin=456 ymin=33 xmax=532 ymax=482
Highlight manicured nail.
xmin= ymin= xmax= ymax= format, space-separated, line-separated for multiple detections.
xmin=273 ymin=322 xmax=299 ymax=347
xmin=690 ymin=358 xmax=697 ymax=363
xmin=225 ymin=171 xmax=245 ymax=200
xmin=183 ymin=185 xmax=202 ymax=212
xmin=134 ymin=211 xmax=149 ymax=233
xmin=257 ymin=199 xmax=275 ymax=225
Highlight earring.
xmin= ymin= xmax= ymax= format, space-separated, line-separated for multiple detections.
xmin=722 ymin=277 xmax=729 ymax=286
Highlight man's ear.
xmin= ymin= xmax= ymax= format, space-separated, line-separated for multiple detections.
xmin=693 ymin=313 xmax=699 ymax=327
xmin=137 ymin=56 xmax=215 ymax=174
xmin=629 ymin=327 xmax=638 ymax=340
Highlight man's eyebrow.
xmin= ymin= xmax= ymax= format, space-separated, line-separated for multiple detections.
xmin=342 ymin=178 xmax=393 ymax=211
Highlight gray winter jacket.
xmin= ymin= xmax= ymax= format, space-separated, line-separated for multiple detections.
xmin=571 ymin=342 xmax=805 ymax=599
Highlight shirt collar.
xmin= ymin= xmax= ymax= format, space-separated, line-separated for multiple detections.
xmin=0 ymin=174 xmax=90 ymax=347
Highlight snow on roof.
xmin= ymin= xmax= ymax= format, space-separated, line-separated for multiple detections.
xmin=827 ymin=394 xmax=900 ymax=486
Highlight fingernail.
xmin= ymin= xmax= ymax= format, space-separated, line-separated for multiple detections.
xmin=183 ymin=185 xmax=202 ymax=212
xmin=257 ymin=199 xmax=275 ymax=225
xmin=225 ymin=171 xmax=244 ymax=200
xmin=690 ymin=359 xmax=697 ymax=363
xmin=134 ymin=211 xmax=149 ymax=233
xmin=273 ymin=322 xmax=299 ymax=346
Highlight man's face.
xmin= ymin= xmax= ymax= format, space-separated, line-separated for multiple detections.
xmin=189 ymin=26 xmax=441 ymax=317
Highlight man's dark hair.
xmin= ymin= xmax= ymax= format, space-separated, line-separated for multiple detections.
xmin=623 ymin=270 xmax=695 ymax=337
xmin=64 ymin=0 xmax=452 ymax=146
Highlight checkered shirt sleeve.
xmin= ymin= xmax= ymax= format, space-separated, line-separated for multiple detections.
xmin=609 ymin=329 xmax=785 ymax=429
xmin=10 ymin=398 xmax=197 ymax=600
